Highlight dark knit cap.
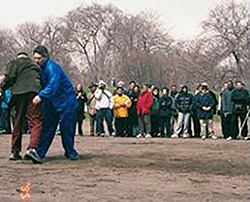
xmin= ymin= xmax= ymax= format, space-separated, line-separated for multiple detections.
xmin=33 ymin=45 xmax=49 ymax=57
xmin=182 ymin=85 xmax=188 ymax=89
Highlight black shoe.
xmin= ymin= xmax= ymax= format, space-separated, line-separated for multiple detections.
xmin=9 ymin=152 xmax=22 ymax=161
xmin=23 ymin=154 xmax=31 ymax=160
xmin=27 ymin=149 xmax=42 ymax=164
xmin=65 ymin=154 xmax=79 ymax=161
xmin=23 ymin=150 xmax=32 ymax=160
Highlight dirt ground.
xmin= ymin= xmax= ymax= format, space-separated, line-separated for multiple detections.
xmin=0 ymin=122 xmax=249 ymax=202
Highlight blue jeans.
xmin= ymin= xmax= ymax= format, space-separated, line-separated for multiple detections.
xmin=37 ymin=103 xmax=78 ymax=158
xmin=96 ymin=108 xmax=113 ymax=136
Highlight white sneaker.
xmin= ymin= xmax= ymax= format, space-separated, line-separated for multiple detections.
xmin=145 ymin=134 xmax=152 ymax=138
xmin=245 ymin=136 xmax=250 ymax=141
xmin=171 ymin=134 xmax=178 ymax=138
xmin=109 ymin=132 xmax=115 ymax=138
xmin=201 ymin=135 xmax=206 ymax=140
xmin=226 ymin=137 xmax=232 ymax=141
xmin=183 ymin=134 xmax=188 ymax=138
xmin=100 ymin=133 xmax=105 ymax=138
xmin=136 ymin=134 xmax=143 ymax=138
xmin=211 ymin=135 xmax=217 ymax=140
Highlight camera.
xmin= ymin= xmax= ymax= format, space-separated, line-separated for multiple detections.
xmin=99 ymin=85 xmax=105 ymax=90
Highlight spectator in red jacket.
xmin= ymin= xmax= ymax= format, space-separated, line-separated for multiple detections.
xmin=136 ymin=84 xmax=154 ymax=138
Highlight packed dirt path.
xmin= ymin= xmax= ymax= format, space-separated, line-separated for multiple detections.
xmin=0 ymin=134 xmax=249 ymax=202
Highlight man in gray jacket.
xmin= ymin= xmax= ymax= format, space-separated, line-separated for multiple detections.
xmin=218 ymin=80 xmax=235 ymax=139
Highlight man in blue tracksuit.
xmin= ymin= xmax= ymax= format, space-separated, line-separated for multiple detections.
xmin=28 ymin=45 xmax=79 ymax=163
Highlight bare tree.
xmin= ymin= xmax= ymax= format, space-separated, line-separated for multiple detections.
xmin=202 ymin=0 xmax=249 ymax=85
xmin=64 ymin=3 xmax=124 ymax=82
xmin=2 ymin=1 xmax=247 ymax=90
xmin=16 ymin=22 xmax=44 ymax=54
xmin=15 ymin=19 xmax=84 ymax=84
xmin=111 ymin=12 xmax=173 ymax=86
xmin=0 ymin=28 xmax=18 ymax=73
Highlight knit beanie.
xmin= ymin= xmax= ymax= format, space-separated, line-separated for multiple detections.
xmin=33 ymin=45 xmax=50 ymax=58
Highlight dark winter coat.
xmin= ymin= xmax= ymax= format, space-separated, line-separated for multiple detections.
xmin=128 ymin=88 xmax=138 ymax=104
xmin=195 ymin=92 xmax=215 ymax=119
xmin=76 ymin=90 xmax=87 ymax=121
xmin=191 ymin=93 xmax=201 ymax=117
xmin=158 ymin=95 xmax=172 ymax=117
xmin=175 ymin=91 xmax=193 ymax=113
xmin=231 ymin=88 xmax=249 ymax=114
xmin=2 ymin=57 xmax=41 ymax=95
xmin=127 ymin=88 xmax=139 ymax=124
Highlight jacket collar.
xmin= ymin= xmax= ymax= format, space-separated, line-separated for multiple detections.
xmin=41 ymin=58 xmax=50 ymax=69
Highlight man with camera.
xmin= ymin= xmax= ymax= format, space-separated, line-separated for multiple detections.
xmin=94 ymin=80 xmax=114 ymax=137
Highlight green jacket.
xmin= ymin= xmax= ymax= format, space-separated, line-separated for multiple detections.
xmin=2 ymin=57 xmax=42 ymax=95
xmin=151 ymin=96 xmax=159 ymax=115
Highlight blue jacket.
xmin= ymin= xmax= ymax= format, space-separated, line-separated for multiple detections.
xmin=39 ymin=59 xmax=78 ymax=111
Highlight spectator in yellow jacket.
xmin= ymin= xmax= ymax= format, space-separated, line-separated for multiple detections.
xmin=113 ymin=87 xmax=132 ymax=137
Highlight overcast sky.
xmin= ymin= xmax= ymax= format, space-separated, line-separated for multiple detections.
xmin=0 ymin=0 xmax=247 ymax=40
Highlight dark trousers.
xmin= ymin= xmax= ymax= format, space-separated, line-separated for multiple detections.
xmin=191 ymin=113 xmax=200 ymax=138
xmin=188 ymin=118 xmax=193 ymax=137
xmin=1 ymin=108 xmax=11 ymax=133
xmin=96 ymin=108 xmax=113 ymax=136
xmin=231 ymin=113 xmax=248 ymax=139
xmin=159 ymin=116 xmax=171 ymax=137
xmin=76 ymin=119 xmax=83 ymax=135
xmin=115 ymin=117 xmax=127 ymax=137
xmin=221 ymin=113 xmax=232 ymax=138
xmin=11 ymin=93 xmax=42 ymax=153
xmin=37 ymin=103 xmax=78 ymax=158
xmin=127 ymin=109 xmax=139 ymax=137
xmin=150 ymin=114 xmax=159 ymax=137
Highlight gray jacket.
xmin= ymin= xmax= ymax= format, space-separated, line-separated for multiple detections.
xmin=220 ymin=87 xmax=235 ymax=115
